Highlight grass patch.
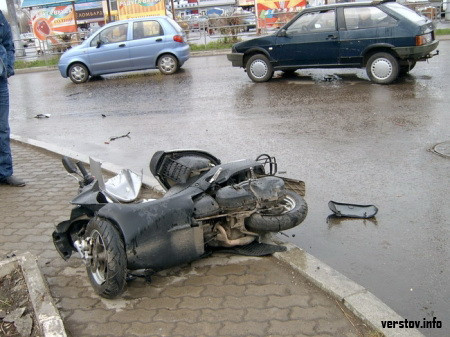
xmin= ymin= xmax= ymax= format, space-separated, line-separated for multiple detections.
xmin=436 ymin=28 xmax=450 ymax=35
xmin=15 ymin=56 xmax=60 ymax=69
xmin=189 ymin=39 xmax=238 ymax=51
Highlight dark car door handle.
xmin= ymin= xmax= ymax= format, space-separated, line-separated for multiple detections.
xmin=156 ymin=38 xmax=163 ymax=42
xmin=118 ymin=43 xmax=126 ymax=47
xmin=326 ymin=34 xmax=338 ymax=40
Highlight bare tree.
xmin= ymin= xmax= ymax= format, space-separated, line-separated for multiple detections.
xmin=6 ymin=0 xmax=25 ymax=57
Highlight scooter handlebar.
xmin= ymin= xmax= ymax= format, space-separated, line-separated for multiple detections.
xmin=76 ymin=161 xmax=94 ymax=184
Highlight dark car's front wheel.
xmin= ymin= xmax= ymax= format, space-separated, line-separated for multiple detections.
xmin=366 ymin=52 xmax=399 ymax=84
xmin=246 ymin=54 xmax=274 ymax=83
xmin=68 ymin=63 xmax=89 ymax=84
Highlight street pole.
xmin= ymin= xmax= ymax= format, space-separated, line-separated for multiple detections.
xmin=106 ymin=0 xmax=112 ymax=23
xmin=170 ymin=0 xmax=176 ymax=20
xmin=6 ymin=0 xmax=25 ymax=57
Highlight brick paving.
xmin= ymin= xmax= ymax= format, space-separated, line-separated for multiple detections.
xmin=0 ymin=142 xmax=375 ymax=337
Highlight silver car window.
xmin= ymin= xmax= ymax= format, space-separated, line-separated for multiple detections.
xmin=91 ymin=23 xmax=128 ymax=46
xmin=167 ymin=17 xmax=183 ymax=33
xmin=133 ymin=21 xmax=163 ymax=39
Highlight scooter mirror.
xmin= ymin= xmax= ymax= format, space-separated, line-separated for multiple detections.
xmin=62 ymin=156 xmax=79 ymax=174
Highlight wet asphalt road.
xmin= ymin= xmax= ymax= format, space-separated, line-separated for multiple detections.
xmin=9 ymin=42 xmax=450 ymax=336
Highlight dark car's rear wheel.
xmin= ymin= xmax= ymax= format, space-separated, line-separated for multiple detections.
xmin=68 ymin=63 xmax=89 ymax=84
xmin=246 ymin=54 xmax=274 ymax=83
xmin=366 ymin=52 xmax=399 ymax=84
xmin=158 ymin=54 xmax=179 ymax=75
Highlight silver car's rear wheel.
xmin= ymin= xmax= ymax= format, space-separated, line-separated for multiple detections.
xmin=158 ymin=54 xmax=179 ymax=75
xmin=68 ymin=63 xmax=89 ymax=84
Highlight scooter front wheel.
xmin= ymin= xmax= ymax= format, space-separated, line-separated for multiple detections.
xmin=85 ymin=217 xmax=127 ymax=298
xmin=246 ymin=190 xmax=307 ymax=232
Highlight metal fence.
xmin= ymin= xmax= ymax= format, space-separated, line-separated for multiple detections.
xmin=14 ymin=3 xmax=447 ymax=64
xmin=14 ymin=31 xmax=89 ymax=65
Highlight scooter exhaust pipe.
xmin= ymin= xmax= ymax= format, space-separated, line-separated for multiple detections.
xmin=215 ymin=224 xmax=255 ymax=247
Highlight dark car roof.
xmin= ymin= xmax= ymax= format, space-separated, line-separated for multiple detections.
xmin=303 ymin=0 xmax=393 ymax=11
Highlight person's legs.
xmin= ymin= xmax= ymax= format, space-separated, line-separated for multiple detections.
xmin=0 ymin=78 xmax=13 ymax=180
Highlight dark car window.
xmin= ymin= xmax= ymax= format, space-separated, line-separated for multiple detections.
xmin=385 ymin=2 xmax=425 ymax=23
xmin=91 ymin=23 xmax=128 ymax=47
xmin=344 ymin=7 xmax=397 ymax=30
xmin=287 ymin=10 xmax=336 ymax=34
xmin=133 ymin=20 xmax=163 ymax=40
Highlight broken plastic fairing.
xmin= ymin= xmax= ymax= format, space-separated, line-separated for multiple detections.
xmin=328 ymin=201 xmax=378 ymax=219
xmin=89 ymin=157 xmax=142 ymax=203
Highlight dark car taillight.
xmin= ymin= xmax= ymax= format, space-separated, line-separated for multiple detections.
xmin=173 ymin=35 xmax=184 ymax=43
xmin=416 ymin=33 xmax=433 ymax=46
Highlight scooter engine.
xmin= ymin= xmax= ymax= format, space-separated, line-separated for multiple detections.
xmin=215 ymin=176 xmax=286 ymax=211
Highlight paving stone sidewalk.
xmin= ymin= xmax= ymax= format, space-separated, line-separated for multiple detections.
xmin=0 ymin=142 xmax=376 ymax=337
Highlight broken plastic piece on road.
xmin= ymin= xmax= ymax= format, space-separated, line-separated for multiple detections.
xmin=328 ymin=200 xmax=378 ymax=219
xmin=109 ymin=132 xmax=131 ymax=142
xmin=34 ymin=114 xmax=51 ymax=118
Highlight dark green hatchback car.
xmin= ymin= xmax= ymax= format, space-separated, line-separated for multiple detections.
xmin=227 ymin=0 xmax=439 ymax=84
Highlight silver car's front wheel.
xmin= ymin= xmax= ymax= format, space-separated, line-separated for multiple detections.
xmin=157 ymin=54 xmax=179 ymax=75
xmin=68 ymin=63 xmax=89 ymax=84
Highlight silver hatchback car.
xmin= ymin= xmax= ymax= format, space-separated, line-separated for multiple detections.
xmin=58 ymin=17 xmax=190 ymax=83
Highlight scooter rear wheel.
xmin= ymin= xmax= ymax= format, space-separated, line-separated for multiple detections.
xmin=85 ymin=217 xmax=127 ymax=298
xmin=246 ymin=190 xmax=307 ymax=232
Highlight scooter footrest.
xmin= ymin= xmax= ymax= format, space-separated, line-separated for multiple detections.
xmin=211 ymin=242 xmax=287 ymax=256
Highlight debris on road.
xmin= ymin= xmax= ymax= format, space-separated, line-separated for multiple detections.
xmin=110 ymin=132 xmax=130 ymax=141
xmin=328 ymin=200 xmax=378 ymax=219
xmin=105 ymin=132 xmax=131 ymax=144
xmin=33 ymin=114 xmax=50 ymax=118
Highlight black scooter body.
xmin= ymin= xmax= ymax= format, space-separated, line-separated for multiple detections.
xmin=53 ymin=150 xmax=269 ymax=272
xmin=98 ymin=188 xmax=204 ymax=270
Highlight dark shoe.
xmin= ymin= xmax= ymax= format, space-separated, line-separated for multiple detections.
xmin=0 ymin=175 xmax=26 ymax=187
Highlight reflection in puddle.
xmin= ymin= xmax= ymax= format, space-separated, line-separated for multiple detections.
xmin=326 ymin=214 xmax=378 ymax=229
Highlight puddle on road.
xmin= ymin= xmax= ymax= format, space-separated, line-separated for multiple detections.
xmin=431 ymin=141 xmax=450 ymax=158
xmin=326 ymin=215 xmax=378 ymax=229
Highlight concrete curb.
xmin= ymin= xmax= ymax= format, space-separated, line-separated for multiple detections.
xmin=11 ymin=134 xmax=165 ymax=194
xmin=274 ymin=243 xmax=424 ymax=337
xmin=0 ymin=253 xmax=67 ymax=337
xmin=11 ymin=135 xmax=423 ymax=337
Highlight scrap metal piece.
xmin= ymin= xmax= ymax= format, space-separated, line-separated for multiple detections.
xmin=109 ymin=131 xmax=130 ymax=141
xmin=34 ymin=113 xmax=51 ymax=118
xmin=328 ymin=201 xmax=378 ymax=219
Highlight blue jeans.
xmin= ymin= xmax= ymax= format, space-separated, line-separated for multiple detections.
xmin=0 ymin=77 xmax=12 ymax=180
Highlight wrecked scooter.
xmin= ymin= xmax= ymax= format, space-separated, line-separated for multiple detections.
xmin=53 ymin=150 xmax=307 ymax=298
